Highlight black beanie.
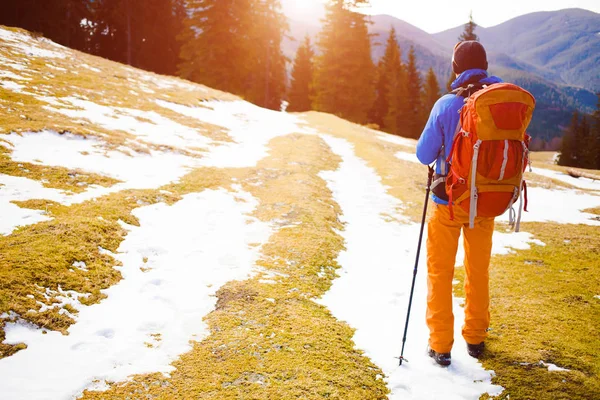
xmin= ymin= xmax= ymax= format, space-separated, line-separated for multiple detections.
xmin=452 ymin=41 xmax=488 ymax=74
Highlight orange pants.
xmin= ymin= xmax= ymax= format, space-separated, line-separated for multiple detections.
xmin=426 ymin=203 xmax=494 ymax=353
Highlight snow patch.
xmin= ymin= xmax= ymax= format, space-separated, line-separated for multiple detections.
xmin=157 ymin=100 xmax=311 ymax=168
xmin=43 ymin=97 xmax=213 ymax=151
xmin=540 ymin=361 xmax=570 ymax=372
xmin=497 ymin=187 xmax=600 ymax=226
xmin=395 ymin=151 xmax=420 ymax=164
xmin=0 ymin=188 xmax=273 ymax=399
xmin=1 ymin=80 xmax=25 ymax=92
xmin=4 ymin=130 xmax=195 ymax=193
xmin=378 ymin=133 xmax=417 ymax=148
xmin=0 ymin=27 xmax=65 ymax=59
xmin=80 ymin=64 xmax=102 ymax=73
xmin=0 ymin=70 xmax=31 ymax=80
xmin=0 ymin=173 xmax=63 ymax=234
xmin=391 ymin=150 xmax=600 ymax=226
xmin=532 ymin=167 xmax=600 ymax=191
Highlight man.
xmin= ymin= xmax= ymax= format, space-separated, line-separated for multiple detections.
xmin=416 ymin=41 xmax=502 ymax=366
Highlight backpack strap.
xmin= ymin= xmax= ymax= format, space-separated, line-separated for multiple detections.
xmin=450 ymin=82 xmax=487 ymax=99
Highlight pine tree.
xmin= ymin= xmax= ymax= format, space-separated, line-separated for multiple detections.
xmin=244 ymin=0 xmax=288 ymax=110
xmin=446 ymin=72 xmax=455 ymax=92
xmin=0 ymin=0 xmax=93 ymax=52
xmin=578 ymin=115 xmax=593 ymax=169
xmin=459 ymin=11 xmax=479 ymax=42
xmin=558 ymin=111 xmax=579 ymax=167
xmin=313 ymin=0 xmax=375 ymax=124
xmin=368 ymin=60 xmax=387 ymax=129
xmin=404 ymin=46 xmax=423 ymax=138
xmin=593 ymin=93 xmax=600 ymax=169
xmin=288 ymin=36 xmax=315 ymax=112
xmin=446 ymin=12 xmax=480 ymax=92
xmin=423 ymin=67 xmax=441 ymax=117
xmin=178 ymin=0 xmax=252 ymax=95
xmin=374 ymin=28 xmax=403 ymax=134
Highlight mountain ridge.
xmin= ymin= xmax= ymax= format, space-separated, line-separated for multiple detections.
xmin=285 ymin=8 xmax=600 ymax=141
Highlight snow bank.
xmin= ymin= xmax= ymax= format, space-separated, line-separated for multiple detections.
xmin=157 ymin=100 xmax=309 ymax=168
xmin=319 ymin=135 xmax=509 ymax=400
xmin=0 ymin=188 xmax=272 ymax=399
xmin=43 ymin=97 xmax=213 ymax=152
xmin=378 ymin=134 xmax=417 ymax=148
xmin=531 ymin=167 xmax=600 ymax=191
xmin=0 ymin=174 xmax=60 ymax=234
xmin=0 ymin=27 xmax=65 ymax=59
xmin=496 ymin=187 xmax=600 ymax=226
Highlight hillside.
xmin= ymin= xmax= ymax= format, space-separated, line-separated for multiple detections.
xmin=1 ymin=26 xmax=600 ymax=400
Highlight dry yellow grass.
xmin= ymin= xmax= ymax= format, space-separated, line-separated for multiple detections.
xmin=81 ymin=134 xmax=389 ymax=399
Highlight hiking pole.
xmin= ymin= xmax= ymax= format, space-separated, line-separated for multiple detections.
xmin=398 ymin=165 xmax=435 ymax=366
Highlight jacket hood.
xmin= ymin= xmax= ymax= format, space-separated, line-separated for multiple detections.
xmin=451 ymin=69 xmax=503 ymax=90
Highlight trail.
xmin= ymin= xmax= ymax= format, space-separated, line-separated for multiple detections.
xmin=317 ymin=135 xmax=547 ymax=399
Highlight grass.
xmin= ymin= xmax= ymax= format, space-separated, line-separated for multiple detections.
xmin=81 ymin=134 xmax=389 ymax=399
xmin=453 ymin=222 xmax=600 ymax=400
xmin=0 ymin=144 xmax=119 ymax=193
xmin=0 ymin=189 xmax=182 ymax=358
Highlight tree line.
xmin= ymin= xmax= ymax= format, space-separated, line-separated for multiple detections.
xmin=0 ymin=0 xmax=442 ymax=138
xmin=0 ymin=0 xmax=186 ymax=76
xmin=558 ymin=95 xmax=600 ymax=170
xmin=289 ymin=1 xmax=440 ymax=138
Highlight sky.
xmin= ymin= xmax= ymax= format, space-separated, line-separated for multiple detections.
xmin=282 ymin=0 xmax=600 ymax=33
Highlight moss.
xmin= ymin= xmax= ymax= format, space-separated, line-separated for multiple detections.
xmin=81 ymin=134 xmax=389 ymax=399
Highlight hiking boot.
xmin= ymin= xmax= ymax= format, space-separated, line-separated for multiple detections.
xmin=428 ymin=346 xmax=451 ymax=366
xmin=467 ymin=342 xmax=485 ymax=359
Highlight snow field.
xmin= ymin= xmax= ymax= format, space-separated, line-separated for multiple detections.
xmin=318 ymin=135 xmax=553 ymax=399
xmin=0 ymin=188 xmax=273 ymax=399
xmin=157 ymin=100 xmax=311 ymax=168
xmin=1 ymin=98 xmax=310 ymax=235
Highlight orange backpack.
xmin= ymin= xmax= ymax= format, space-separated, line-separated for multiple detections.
xmin=446 ymin=82 xmax=536 ymax=231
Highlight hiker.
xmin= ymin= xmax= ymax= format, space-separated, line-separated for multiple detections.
xmin=416 ymin=41 xmax=534 ymax=366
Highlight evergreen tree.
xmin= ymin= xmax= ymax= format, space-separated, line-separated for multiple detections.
xmin=313 ymin=0 xmax=375 ymax=124
xmin=558 ymin=111 xmax=579 ymax=167
xmin=243 ymin=0 xmax=288 ymax=110
xmin=372 ymin=28 xmax=403 ymax=134
xmin=446 ymin=72 xmax=455 ymax=92
xmin=404 ymin=46 xmax=423 ymax=138
xmin=0 ymin=0 xmax=93 ymax=52
xmin=459 ymin=11 xmax=479 ymax=42
xmin=178 ymin=0 xmax=252 ymax=95
xmin=578 ymin=115 xmax=593 ymax=168
xmin=446 ymin=12 xmax=480 ymax=92
xmin=593 ymin=93 xmax=600 ymax=169
xmin=423 ymin=67 xmax=441 ymax=117
xmin=368 ymin=60 xmax=387 ymax=129
xmin=288 ymin=36 xmax=315 ymax=112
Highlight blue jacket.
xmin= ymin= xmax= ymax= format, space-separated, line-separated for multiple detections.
xmin=416 ymin=69 xmax=503 ymax=204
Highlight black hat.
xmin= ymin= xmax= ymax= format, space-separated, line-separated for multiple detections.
xmin=452 ymin=41 xmax=488 ymax=74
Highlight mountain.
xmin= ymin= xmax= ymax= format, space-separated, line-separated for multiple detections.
xmin=285 ymin=8 xmax=599 ymax=141
xmin=434 ymin=8 xmax=600 ymax=92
